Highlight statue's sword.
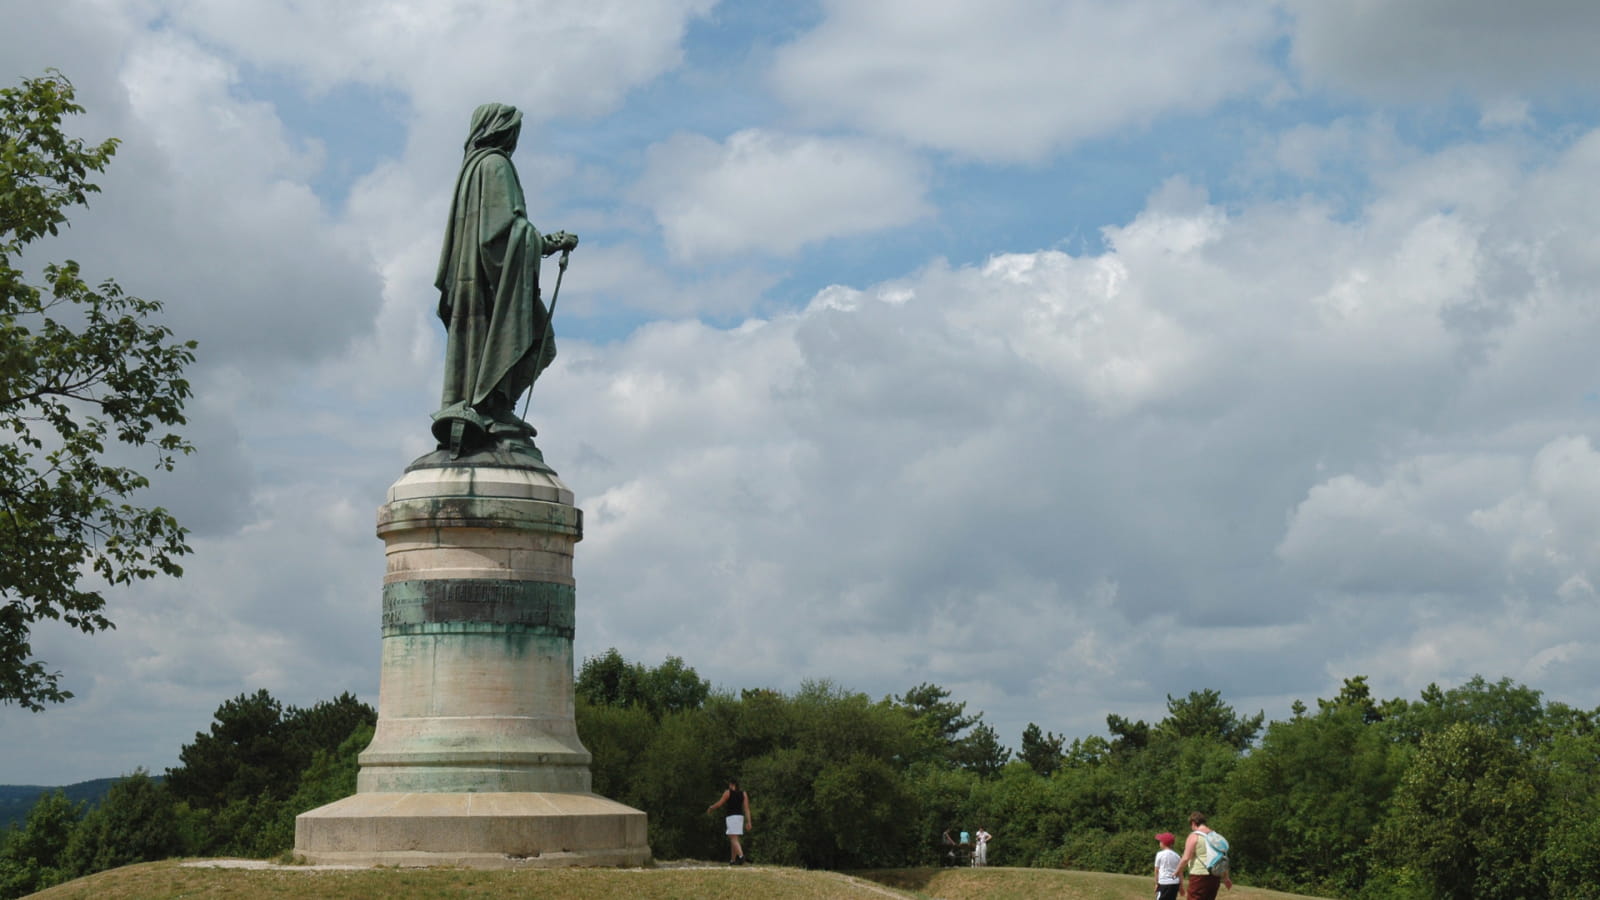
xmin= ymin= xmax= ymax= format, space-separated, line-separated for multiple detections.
xmin=521 ymin=247 xmax=570 ymax=420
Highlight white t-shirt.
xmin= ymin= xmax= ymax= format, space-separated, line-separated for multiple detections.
xmin=1155 ymin=847 xmax=1181 ymax=885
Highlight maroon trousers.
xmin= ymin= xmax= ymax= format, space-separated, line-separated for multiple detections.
xmin=1187 ymin=873 xmax=1221 ymax=900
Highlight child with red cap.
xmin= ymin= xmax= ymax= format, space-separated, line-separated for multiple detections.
xmin=1154 ymin=831 xmax=1181 ymax=900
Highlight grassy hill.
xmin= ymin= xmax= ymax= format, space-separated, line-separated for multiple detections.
xmin=29 ymin=860 xmax=1337 ymax=900
xmin=0 ymin=778 xmax=125 ymax=829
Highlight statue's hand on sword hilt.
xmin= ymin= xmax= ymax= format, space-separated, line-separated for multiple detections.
xmin=544 ymin=231 xmax=578 ymax=255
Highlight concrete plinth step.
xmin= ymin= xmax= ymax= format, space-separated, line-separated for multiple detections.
xmin=295 ymin=791 xmax=650 ymax=869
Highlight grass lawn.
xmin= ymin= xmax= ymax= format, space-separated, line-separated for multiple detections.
xmin=854 ymin=867 xmax=1335 ymax=899
xmin=28 ymin=860 xmax=1338 ymax=900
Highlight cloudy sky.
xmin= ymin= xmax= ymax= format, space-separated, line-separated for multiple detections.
xmin=7 ymin=0 xmax=1600 ymax=785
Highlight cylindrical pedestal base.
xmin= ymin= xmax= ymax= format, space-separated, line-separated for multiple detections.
xmin=360 ymin=457 xmax=588 ymax=792
xmin=295 ymin=449 xmax=649 ymax=867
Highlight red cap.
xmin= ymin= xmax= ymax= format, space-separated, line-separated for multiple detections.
xmin=1155 ymin=832 xmax=1175 ymax=844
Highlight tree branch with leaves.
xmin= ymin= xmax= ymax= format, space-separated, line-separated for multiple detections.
xmin=1 ymin=70 xmax=196 ymax=710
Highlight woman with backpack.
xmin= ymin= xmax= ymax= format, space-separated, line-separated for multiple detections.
xmin=1176 ymin=811 xmax=1232 ymax=900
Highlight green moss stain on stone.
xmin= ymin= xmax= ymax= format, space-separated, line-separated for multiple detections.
xmin=383 ymin=579 xmax=575 ymax=639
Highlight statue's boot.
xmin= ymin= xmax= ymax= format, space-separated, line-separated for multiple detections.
xmin=485 ymin=405 xmax=538 ymax=439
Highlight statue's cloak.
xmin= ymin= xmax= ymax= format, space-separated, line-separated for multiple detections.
xmin=435 ymin=104 xmax=554 ymax=415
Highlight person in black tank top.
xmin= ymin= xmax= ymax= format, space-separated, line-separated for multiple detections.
xmin=707 ymin=778 xmax=753 ymax=864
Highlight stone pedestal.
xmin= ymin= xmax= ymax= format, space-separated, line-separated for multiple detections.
xmin=294 ymin=448 xmax=650 ymax=867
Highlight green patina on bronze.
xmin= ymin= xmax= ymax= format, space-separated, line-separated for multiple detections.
xmin=433 ymin=102 xmax=578 ymax=456
xmin=382 ymin=579 xmax=574 ymax=639
xmin=404 ymin=446 xmax=556 ymax=474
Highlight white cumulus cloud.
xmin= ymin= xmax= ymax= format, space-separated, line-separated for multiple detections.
xmin=635 ymin=129 xmax=932 ymax=261
xmin=770 ymin=0 xmax=1279 ymax=161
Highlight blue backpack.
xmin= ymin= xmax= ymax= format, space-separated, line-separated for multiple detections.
xmin=1199 ymin=830 xmax=1230 ymax=875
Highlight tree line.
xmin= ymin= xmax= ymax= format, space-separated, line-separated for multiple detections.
xmin=5 ymin=659 xmax=1599 ymax=899
xmin=572 ymin=655 xmax=1600 ymax=899
xmin=0 ymin=691 xmax=372 ymax=896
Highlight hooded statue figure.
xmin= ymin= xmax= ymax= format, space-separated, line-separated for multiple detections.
xmin=433 ymin=102 xmax=576 ymax=453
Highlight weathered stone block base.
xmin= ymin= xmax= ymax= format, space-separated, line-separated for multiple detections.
xmin=295 ymin=791 xmax=650 ymax=868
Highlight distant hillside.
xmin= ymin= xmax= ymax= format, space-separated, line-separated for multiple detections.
xmin=0 ymin=777 xmax=140 ymax=829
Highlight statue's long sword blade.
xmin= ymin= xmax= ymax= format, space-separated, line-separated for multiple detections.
xmin=521 ymin=248 xmax=570 ymax=419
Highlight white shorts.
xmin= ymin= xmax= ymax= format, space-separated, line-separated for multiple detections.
xmin=725 ymin=814 xmax=744 ymax=836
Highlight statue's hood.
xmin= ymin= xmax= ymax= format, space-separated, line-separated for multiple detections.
xmin=465 ymin=103 xmax=522 ymax=154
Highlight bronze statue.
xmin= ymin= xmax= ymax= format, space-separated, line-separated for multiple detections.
xmin=433 ymin=102 xmax=577 ymax=456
